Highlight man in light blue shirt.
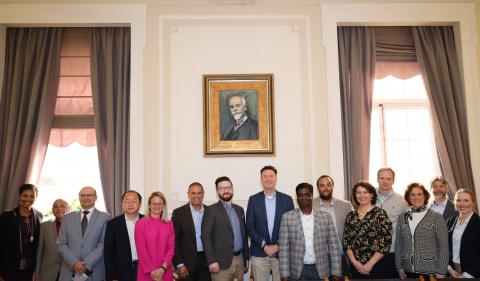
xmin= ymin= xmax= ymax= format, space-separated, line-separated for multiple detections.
xmin=429 ymin=176 xmax=457 ymax=221
xmin=246 ymin=166 xmax=294 ymax=281
xmin=172 ymin=182 xmax=211 ymax=281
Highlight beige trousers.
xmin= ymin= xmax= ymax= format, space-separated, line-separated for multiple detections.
xmin=211 ymin=254 xmax=245 ymax=281
xmin=251 ymin=256 xmax=280 ymax=281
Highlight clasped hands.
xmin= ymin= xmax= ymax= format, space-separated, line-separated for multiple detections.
xmin=73 ymin=261 xmax=88 ymax=274
xmin=264 ymin=244 xmax=279 ymax=257
xmin=352 ymin=260 xmax=374 ymax=275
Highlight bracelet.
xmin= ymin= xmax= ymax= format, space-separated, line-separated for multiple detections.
xmin=161 ymin=266 xmax=167 ymax=272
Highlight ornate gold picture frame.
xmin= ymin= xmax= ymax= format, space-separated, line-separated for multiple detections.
xmin=203 ymin=74 xmax=275 ymax=156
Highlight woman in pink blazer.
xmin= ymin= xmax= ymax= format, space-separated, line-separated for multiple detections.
xmin=135 ymin=192 xmax=175 ymax=281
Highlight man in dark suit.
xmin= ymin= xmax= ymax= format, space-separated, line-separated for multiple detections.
xmin=430 ymin=176 xmax=458 ymax=221
xmin=104 ymin=190 xmax=143 ymax=281
xmin=223 ymin=95 xmax=259 ymax=141
xmin=246 ymin=165 xmax=294 ymax=281
xmin=201 ymin=176 xmax=249 ymax=281
xmin=172 ymin=182 xmax=210 ymax=281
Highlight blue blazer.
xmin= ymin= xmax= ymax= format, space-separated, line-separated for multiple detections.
xmin=246 ymin=191 xmax=294 ymax=257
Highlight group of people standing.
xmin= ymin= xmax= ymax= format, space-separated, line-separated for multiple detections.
xmin=0 ymin=166 xmax=479 ymax=281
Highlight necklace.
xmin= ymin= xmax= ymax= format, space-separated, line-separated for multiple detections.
xmin=24 ymin=215 xmax=34 ymax=243
xmin=358 ymin=206 xmax=373 ymax=213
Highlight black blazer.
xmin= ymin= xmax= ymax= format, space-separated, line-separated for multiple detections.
xmin=104 ymin=213 xmax=144 ymax=281
xmin=171 ymin=203 xmax=207 ymax=270
xmin=201 ymin=201 xmax=249 ymax=270
xmin=447 ymin=212 xmax=480 ymax=277
xmin=0 ymin=207 xmax=42 ymax=276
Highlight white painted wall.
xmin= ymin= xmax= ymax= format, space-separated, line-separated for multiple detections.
xmin=164 ymin=20 xmax=307 ymax=207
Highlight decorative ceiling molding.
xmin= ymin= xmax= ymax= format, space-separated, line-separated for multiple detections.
xmin=216 ymin=0 xmax=255 ymax=5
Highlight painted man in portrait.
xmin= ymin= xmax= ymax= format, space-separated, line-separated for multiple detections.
xmin=222 ymin=94 xmax=259 ymax=141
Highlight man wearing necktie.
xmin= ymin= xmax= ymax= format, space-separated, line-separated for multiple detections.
xmin=57 ymin=186 xmax=111 ymax=281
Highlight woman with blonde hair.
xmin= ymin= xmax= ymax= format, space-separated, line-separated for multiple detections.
xmin=447 ymin=188 xmax=480 ymax=278
xmin=135 ymin=192 xmax=175 ymax=281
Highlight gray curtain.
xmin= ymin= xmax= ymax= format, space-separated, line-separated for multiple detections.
xmin=375 ymin=26 xmax=416 ymax=61
xmin=0 ymin=28 xmax=62 ymax=210
xmin=90 ymin=27 xmax=130 ymax=216
xmin=412 ymin=26 xmax=475 ymax=196
xmin=338 ymin=27 xmax=376 ymax=200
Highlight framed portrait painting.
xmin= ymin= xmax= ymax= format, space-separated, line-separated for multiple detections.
xmin=203 ymin=74 xmax=275 ymax=156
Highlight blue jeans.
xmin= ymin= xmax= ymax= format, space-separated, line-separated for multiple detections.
xmin=290 ymin=264 xmax=320 ymax=281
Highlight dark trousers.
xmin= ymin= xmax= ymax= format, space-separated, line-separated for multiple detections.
xmin=341 ymin=255 xmax=350 ymax=278
xmin=132 ymin=260 xmax=138 ymax=281
xmin=290 ymin=264 xmax=320 ymax=281
xmin=183 ymin=252 xmax=211 ymax=281
xmin=349 ymin=253 xmax=397 ymax=279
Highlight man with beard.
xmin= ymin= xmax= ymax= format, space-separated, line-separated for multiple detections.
xmin=279 ymin=183 xmax=342 ymax=281
xmin=223 ymin=95 xmax=259 ymax=141
xmin=312 ymin=175 xmax=353 ymax=276
xmin=201 ymin=176 xmax=249 ymax=281
xmin=429 ymin=176 xmax=457 ymax=221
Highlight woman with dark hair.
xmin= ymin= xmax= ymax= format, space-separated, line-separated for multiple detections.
xmin=0 ymin=184 xmax=43 ymax=281
xmin=447 ymin=188 xmax=480 ymax=278
xmin=135 ymin=192 xmax=175 ymax=281
xmin=395 ymin=183 xmax=448 ymax=279
xmin=343 ymin=180 xmax=392 ymax=279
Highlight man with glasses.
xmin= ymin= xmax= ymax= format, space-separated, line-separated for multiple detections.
xmin=104 ymin=190 xmax=143 ymax=281
xmin=58 ymin=186 xmax=111 ymax=281
xmin=278 ymin=183 xmax=342 ymax=281
xmin=201 ymin=176 xmax=249 ymax=281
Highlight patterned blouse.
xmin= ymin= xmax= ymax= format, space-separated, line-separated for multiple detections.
xmin=343 ymin=206 xmax=392 ymax=264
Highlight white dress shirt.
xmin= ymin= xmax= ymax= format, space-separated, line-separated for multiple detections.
xmin=80 ymin=207 xmax=95 ymax=222
xmin=125 ymin=213 xmax=140 ymax=261
xmin=452 ymin=213 xmax=474 ymax=278
xmin=301 ymin=212 xmax=316 ymax=264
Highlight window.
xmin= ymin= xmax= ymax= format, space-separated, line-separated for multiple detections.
xmin=35 ymin=28 xmax=105 ymax=216
xmin=368 ymin=64 xmax=441 ymax=194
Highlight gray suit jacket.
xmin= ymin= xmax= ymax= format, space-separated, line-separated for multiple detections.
xmin=278 ymin=208 xmax=341 ymax=279
xmin=36 ymin=220 xmax=62 ymax=281
xmin=201 ymin=201 xmax=249 ymax=270
xmin=58 ymin=209 xmax=110 ymax=281
xmin=395 ymin=209 xmax=449 ymax=275
xmin=312 ymin=197 xmax=353 ymax=241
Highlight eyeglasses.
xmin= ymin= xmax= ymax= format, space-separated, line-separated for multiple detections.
xmin=150 ymin=202 xmax=164 ymax=206
xmin=218 ymin=186 xmax=233 ymax=192
xmin=79 ymin=194 xmax=96 ymax=198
